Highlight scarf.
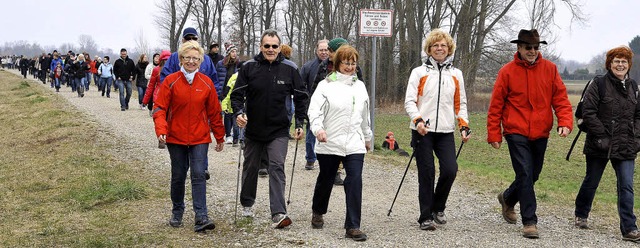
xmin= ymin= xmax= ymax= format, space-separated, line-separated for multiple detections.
xmin=180 ymin=66 xmax=198 ymax=84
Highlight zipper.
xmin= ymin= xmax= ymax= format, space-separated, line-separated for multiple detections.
xmin=434 ymin=65 xmax=443 ymax=132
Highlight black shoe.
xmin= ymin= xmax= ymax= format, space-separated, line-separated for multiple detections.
xmin=169 ymin=214 xmax=183 ymax=227
xmin=334 ymin=172 xmax=344 ymax=185
xmin=311 ymin=213 xmax=324 ymax=229
xmin=121 ymin=108 xmax=125 ymax=111
xmin=305 ymin=161 xmax=315 ymax=170
xmin=420 ymin=220 xmax=436 ymax=231
xmin=194 ymin=217 xmax=216 ymax=232
xmin=205 ymin=170 xmax=210 ymax=180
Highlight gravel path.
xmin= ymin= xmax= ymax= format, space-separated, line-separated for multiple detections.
xmin=10 ymin=69 xmax=637 ymax=247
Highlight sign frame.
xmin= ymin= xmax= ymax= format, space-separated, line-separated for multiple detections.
xmin=359 ymin=9 xmax=394 ymax=37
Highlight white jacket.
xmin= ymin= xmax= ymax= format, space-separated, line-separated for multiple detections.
xmin=308 ymin=72 xmax=372 ymax=156
xmin=404 ymin=56 xmax=469 ymax=133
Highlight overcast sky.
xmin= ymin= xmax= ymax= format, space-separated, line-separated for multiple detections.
xmin=1 ymin=0 xmax=638 ymax=63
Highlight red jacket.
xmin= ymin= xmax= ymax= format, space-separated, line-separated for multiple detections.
xmin=143 ymin=66 xmax=160 ymax=105
xmin=487 ymin=52 xmax=573 ymax=143
xmin=153 ymin=71 xmax=224 ymax=145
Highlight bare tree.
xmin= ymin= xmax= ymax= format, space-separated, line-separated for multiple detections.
xmin=77 ymin=34 xmax=99 ymax=55
xmin=155 ymin=0 xmax=194 ymax=51
xmin=133 ymin=29 xmax=152 ymax=57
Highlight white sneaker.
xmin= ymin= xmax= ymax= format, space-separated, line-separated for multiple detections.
xmin=225 ymin=136 xmax=233 ymax=144
xmin=242 ymin=207 xmax=253 ymax=217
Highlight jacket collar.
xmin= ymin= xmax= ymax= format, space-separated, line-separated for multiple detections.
xmin=513 ymin=52 xmax=542 ymax=68
xmin=326 ymin=71 xmax=358 ymax=85
xmin=425 ymin=56 xmax=453 ymax=70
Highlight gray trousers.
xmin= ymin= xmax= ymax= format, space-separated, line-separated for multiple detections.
xmin=240 ymin=136 xmax=289 ymax=216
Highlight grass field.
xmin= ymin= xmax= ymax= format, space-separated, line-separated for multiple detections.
xmin=0 ymin=70 xmax=631 ymax=246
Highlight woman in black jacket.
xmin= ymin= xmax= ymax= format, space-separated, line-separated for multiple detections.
xmin=574 ymin=46 xmax=640 ymax=242
xmin=71 ymin=54 xmax=89 ymax=97
xmin=135 ymin=54 xmax=149 ymax=110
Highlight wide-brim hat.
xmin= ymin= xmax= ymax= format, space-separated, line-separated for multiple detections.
xmin=510 ymin=29 xmax=547 ymax=45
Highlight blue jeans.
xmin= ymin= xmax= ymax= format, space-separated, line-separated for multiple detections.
xmin=503 ymin=134 xmax=548 ymax=225
xmin=75 ymin=78 xmax=85 ymax=96
xmin=84 ymin=72 xmax=92 ymax=90
xmin=167 ymin=143 xmax=209 ymax=219
xmin=100 ymin=77 xmax=113 ymax=97
xmin=116 ymin=80 xmax=132 ymax=109
xmin=412 ymin=131 xmax=458 ymax=223
xmin=313 ymin=153 xmax=365 ymax=229
xmin=575 ymin=157 xmax=637 ymax=235
xmin=137 ymin=86 xmax=147 ymax=105
xmin=54 ymin=78 xmax=60 ymax=89
xmin=305 ymin=123 xmax=316 ymax=163
xmin=224 ymin=112 xmax=234 ymax=137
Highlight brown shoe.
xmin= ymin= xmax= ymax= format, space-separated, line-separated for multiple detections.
xmin=523 ymin=224 xmax=539 ymax=239
xmin=623 ymin=230 xmax=640 ymax=242
xmin=311 ymin=213 xmax=324 ymax=229
xmin=497 ymin=192 xmax=517 ymax=224
xmin=345 ymin=228 xmax=367 ymax=241
xmin=574 ymin=216 xmax=589 ymax=229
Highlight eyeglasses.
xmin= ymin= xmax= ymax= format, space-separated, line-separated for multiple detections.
xmin=262 ymin=44 xmax=279 ymax=49
xmin=524 ymin=45 xmax=540 ymax=51
xmin=612 ymin=60 xmax=629 ymax=65
xmin=341 ymin=62 xmax=357 ymax=67
xmin=181 ymin=56 xmax=201 ymax=62
xmin=431 ymin=44 xmax=448 ymax=49
xmin=184 ymin=35 xmax=198 ymax=41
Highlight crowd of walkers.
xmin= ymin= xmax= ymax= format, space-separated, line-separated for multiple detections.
xmin=4 ymin=26 xmax=640 ymax=244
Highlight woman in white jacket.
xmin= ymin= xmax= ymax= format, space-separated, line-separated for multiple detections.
xmin=404 ymin=29 xmax=471 ymax=231
xmin=308 ymin=45 xmax=372 ymax=242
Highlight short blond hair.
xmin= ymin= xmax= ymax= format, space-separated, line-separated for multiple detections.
xmin=178 ymin=40 xmax=204 ymax=62
xmin=77 ymin=54 xmax=85 ymax=61
xmin=423 ymin=28 xmax=456 ymax=56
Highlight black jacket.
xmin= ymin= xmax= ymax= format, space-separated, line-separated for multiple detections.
xmin=230 ymin=53 xmax=309 ymax=142
xmin=113 ymin=56 xmax=136 ymax=80
xmin=135 ymin=61 xmax=149 ymax=87
xmin=70 ymin=61 xmax=89 ymax=79
xmin=583 ymin=71 xmax=640 ymax=159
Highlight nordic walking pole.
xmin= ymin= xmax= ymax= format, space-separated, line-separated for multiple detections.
xmin=388 ymin=148 xmax=416 ymax=216
xmin=286 ymin=132 xmax=300 ymax=205
xmin=234 ymin=128 xmax=243 ymax=225
xmin=456 ymin=129 xmax=472 ymax=159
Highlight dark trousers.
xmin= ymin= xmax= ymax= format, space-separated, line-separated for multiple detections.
xmin=413 ymin=130 xmax=458 ymax=223
xmin=575 ymin=156 xmax=637 ymax=235
xmin=167 ymin=143 xmax=209 ymax=219
xmin=503 ymin=134 xmax=547 ymax=225
xmin=240 ymin=137 xmax=288 ymax=216
xmin=312 ymin=153 xmax=365 ymax=229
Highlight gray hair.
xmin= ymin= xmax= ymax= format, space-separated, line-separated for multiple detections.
xmin=260 ymin=29 xmax=281 ymax=45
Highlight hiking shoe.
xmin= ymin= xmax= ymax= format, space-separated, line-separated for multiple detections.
xmin=575 ymin=216 xmax=589 ymax=229
xmin=433 ymin=212 xmax=447 ymax=225
xmin=623 ymin=230 xmax=640 ymax=242
xmin=225 ymin=136 xmax=233 ymax=144
xmin=420 ymin=220 xmax=437 ymax=231
xmin=121 ymin=108 xmax=125 ymax=111
xmin=498 ymin=192 xmax=517 ymax=224
xmin=194 ymin=217 xmax=216 ymax=232
xmin=232 ymin=139 xmax=238 ymax=147
xmin=169 ymin=214 xmax=183 ymax=227
xmin=241 ymin=207 xmax=253 ymax=217
xmin=311 ymin=213 xmax=324 ymax=229
xmin=258 ymin=169 xmax=268 ymax=178
xmin=205 ymin=170 xmax=210 ymax=180
xmin=523 ymin=224 xmax=539 ymax=239
xmin=305 ymin=161 xmax=315 ymax=170
xmin=345 ymin=228 xmax=368 ymax=241
xmin=334 ymin=172 xmax=344 ymax=185
xmin=272 ymin=214 xmax=292 ymax=229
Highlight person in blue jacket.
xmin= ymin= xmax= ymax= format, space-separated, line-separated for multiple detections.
xmin=160 ymin=27 xmax=221 ymax=99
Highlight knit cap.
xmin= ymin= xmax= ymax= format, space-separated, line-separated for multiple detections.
xmin=226 ymin=44 xmax=237 ymax=55
xmin=328 ymin=38 xmax=348 ymax=52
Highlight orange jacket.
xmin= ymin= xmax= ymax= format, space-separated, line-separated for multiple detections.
xmin=487 ymin=52 xmax=573 ymax=143
xmin=153 ymin=71 xmax=224 ymax=145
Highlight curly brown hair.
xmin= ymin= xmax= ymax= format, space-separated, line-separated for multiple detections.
xmin=605 ymin=46 xmax=634 ymax=71
xmin=332 ymin=45 xmax=359 ymax=73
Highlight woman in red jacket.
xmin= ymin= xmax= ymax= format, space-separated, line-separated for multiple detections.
xmin=153 ymin=40 xmax=225 ymax=233
xmin=143 ymin=50 xmax=170 ymax=116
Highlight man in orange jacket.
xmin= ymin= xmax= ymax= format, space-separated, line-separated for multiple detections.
xmin=487 ymin=29 xmax=573 ymax=239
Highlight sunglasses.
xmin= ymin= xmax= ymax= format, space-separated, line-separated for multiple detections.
xmin=184 ymin=35 xmax=198 ymax=41
xmin=262 ymin=44 xmax=279 ymax=49
xmin=524 ymin=45 xmax=540 ymax=51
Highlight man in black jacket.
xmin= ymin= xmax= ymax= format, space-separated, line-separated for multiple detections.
xmin=113 ymin=48 xmax=136 ymax=111
xmin=230 ymin=29 xmax=308 ymax=229
xmin=208 ymin=42 xmax=224 ymax=66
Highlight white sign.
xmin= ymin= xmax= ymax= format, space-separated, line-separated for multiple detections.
xmin=359 ymin=9 xmax=393 ymax=37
